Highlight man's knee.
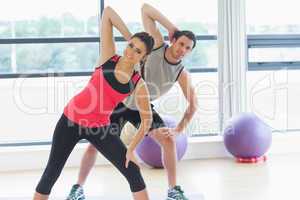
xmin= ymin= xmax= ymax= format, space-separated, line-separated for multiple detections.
xmin=162 ymin=135 xmax=176 ymax=149
xmin=86 ymin=144 xmax=97 ymax=155
xmin=151 ymin=128 xmax=176 ymax=147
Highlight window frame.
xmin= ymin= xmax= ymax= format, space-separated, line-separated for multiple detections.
xmin=247 ymin=34 xmax=300 ymax=71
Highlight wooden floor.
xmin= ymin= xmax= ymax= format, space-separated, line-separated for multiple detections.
xmin=0 ymin=153 xmax=299 ymax=200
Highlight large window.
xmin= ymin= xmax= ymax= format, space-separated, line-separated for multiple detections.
xmin=0 ymin=0 xmax=100 ymax=74
xmin=246 ymin=0 xmax=300 ymax=132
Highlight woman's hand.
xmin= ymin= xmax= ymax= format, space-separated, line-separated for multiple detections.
xmin=125 ymin=149 xmax=140 ymax=168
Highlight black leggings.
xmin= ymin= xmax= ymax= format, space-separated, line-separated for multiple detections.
xmin=110 ymin=103 xmax=165 ymax=133
xmin=35 ymin=114 xmax=145 ymax=195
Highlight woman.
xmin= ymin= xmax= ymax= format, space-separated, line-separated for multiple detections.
xmin=33 ymin=6 xmax=154 ymax=200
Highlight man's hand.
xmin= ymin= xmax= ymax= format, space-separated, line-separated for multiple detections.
xmin=147 ymin=127 xmax=169 ymax=137
xmin=148 ymin=127 xmax=180 ymax=138
xmin=164 ymin=128 xmax=181 ymax=138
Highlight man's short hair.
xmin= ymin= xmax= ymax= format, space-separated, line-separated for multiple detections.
xmin=173 ymin=30 xmax=197 ymax=49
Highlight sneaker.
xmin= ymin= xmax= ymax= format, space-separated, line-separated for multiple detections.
xmin=66 ymin=184 xmax=86 ymax=200
xmin=166 ymin=185 xmax=189 ymax=200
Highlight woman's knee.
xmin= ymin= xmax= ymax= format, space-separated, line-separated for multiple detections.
xmin=86 ymin=143 xmax=97 ymax=155
xmin=123 ymin=162 xmax=146 ymax=192
xmin=35 ymin=167 xmax=60 ymax=195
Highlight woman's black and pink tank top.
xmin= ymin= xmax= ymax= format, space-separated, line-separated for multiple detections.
xmin=63 ymin=55 xmax=141 ymax=127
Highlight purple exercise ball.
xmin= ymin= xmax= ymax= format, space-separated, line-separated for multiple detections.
xmin=136 ymin=116 xmax=188 ymax=168
xmin=223 ymin=113 xmax=272 ymax=158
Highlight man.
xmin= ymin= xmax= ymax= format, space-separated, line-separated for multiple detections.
xmin=67 ymin=3 xmax=198 ymax=200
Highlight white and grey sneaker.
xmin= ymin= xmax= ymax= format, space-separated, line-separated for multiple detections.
xmin=166 ymin=185 xmax=189 ymax=200
xmin=66 ymin=184 xmax=85 ymax=200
